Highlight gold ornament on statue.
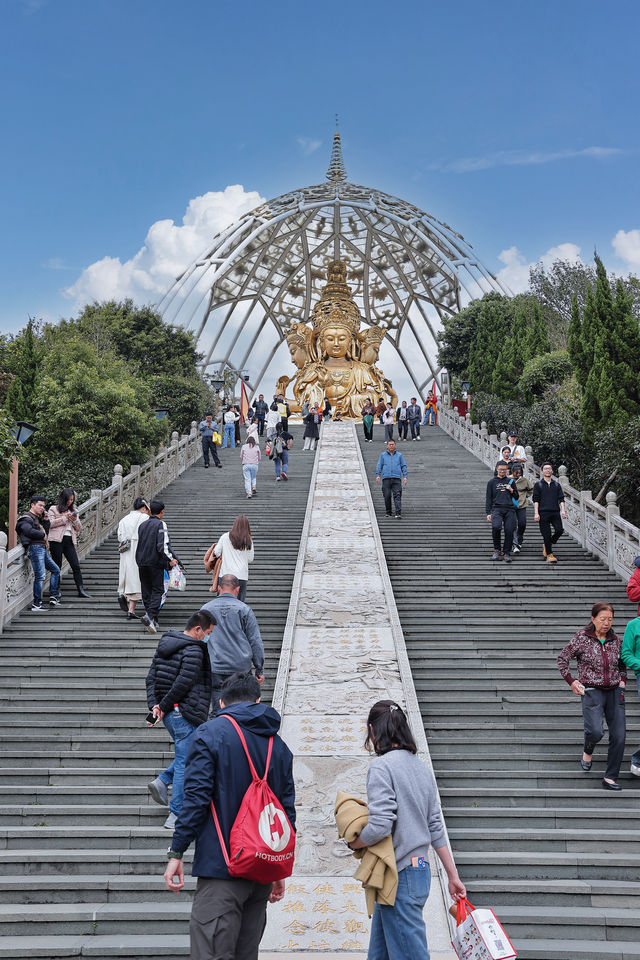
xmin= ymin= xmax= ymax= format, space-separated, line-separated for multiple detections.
xmin=276 ymin=261 xmax=397 ymax=417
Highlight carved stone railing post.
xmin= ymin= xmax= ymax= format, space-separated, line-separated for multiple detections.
xmin=91 ymin=489 xmax=103 ymax=547
xmin=130 ymin=465 xmax=140 ymax=500
xmin=172 ymin=432 xmax=180 ymax=480
xmin=111 ymin=464 xmax=123 ymax=518
xmin=580 ymin=490 xmax=594 ymax=552
xmin=606 ymin=491 xmax=620 ymax=571
xmin=0 ymin=534 xmax=7 ymax=633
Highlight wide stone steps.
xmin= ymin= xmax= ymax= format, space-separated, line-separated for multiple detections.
xmin=360 ymin=426 xmax=640 ymax=960
xmin=0 ymin=430 xmax=315 ymax=956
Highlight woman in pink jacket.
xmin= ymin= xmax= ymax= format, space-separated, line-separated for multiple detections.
xmin=47 ymin=487 xmax=91 ymax=598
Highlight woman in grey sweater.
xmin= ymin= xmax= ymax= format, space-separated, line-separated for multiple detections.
xmin=348 ymin=700 xmax=465 ymax=960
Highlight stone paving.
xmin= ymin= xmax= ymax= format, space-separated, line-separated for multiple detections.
xmin=263 ymin=422 xmax=455 ymax=958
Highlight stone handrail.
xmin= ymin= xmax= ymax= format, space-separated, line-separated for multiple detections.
xmin=438 ymin=403 xmax=640 ymax=581
xmin=0 ymin=424 xmax=202 ymax=632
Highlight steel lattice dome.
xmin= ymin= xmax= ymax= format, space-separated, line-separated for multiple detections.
xmin=158 ymin=134 xmax=507 ymax=397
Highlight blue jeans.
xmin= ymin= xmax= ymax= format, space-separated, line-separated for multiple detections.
xmin=274 ymin=450 xmax=289 ymax=478
xmin=223 ymin=423 xmax=236 ymax=447
xmin=368 ymin=864 xmax=431 ymax=960
xmin=159 ymin=709 xmax=197 ymax=814
xmin=28 ymin=544 xmax=61 ymax=603
xmin=243 ymin=463 xmax=258 ymax=494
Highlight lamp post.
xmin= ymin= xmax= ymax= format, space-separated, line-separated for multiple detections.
xmin=8 ymin=421 xmax=38 ymax=551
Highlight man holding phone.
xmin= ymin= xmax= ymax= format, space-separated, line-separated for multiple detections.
xmin=145 ymin=610 xmax=216 ymax=830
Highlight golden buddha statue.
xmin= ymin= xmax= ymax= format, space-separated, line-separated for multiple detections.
xmin=277 ymin=261 xmax=397 ymax=418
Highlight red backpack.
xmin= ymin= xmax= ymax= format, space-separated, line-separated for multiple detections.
xmin=210 ymin=714 xmax=295 ymax=883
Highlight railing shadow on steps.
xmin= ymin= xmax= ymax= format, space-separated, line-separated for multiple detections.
xmin=438 ymin=403 xmax=640 ymax=581
xmin=0 ymin=422 xmax=202 ymax=632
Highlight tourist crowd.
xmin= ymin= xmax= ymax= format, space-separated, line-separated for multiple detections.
xmin=13 ymin=389 xmax=640 ymax=960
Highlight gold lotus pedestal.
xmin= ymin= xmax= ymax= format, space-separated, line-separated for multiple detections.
xmin=275 ymin=261 xmax=397 ymax=418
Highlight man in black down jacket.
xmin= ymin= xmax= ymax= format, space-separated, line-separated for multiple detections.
xmin=135 ymin=499 xmax=179 ymax=634
xmin=163 ymin=672 xmax=295 ymax=960
xmin=146 ymin=610 xmax=215 ymax=829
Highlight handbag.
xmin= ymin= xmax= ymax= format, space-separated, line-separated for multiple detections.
xmin=168 ymin=566 xmax=186 ymax=591
xmin=118 ymin=539 xmax=131 ymax=553
xmin=203 ymin=542 xmax=223 ymax=593
xmin=211 ymin=431 xmax=222 ymax=445
xmin=451 ymin=899 xmax=517 ymax=960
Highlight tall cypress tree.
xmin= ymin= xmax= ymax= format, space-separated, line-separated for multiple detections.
xmin=567 ymin=294 xmax=585 ymax=384
xmin=523 ymin=300 xmax=552 ymax=362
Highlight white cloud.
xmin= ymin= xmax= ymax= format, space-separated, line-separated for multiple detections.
xmin=430 ymin=146 xmax=623 ymax=174
xmin=297 ymin=137 xmax=322 ymax=156
xmin=612 ymin=229 xmax=640 ymax=272
xmin=44 ymin=257 xmax=71 ymax=271
xmin=496 ymin=242 xmax=583 ymax=294
xmin=64 ymin=185 xmax=265 ymax=307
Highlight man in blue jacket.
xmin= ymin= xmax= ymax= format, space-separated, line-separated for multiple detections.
xmin=163 ymin=672 xmax=295 ymax=960
xmin=198 ymin=413 xmax=222 ymax=469
xmin=376 ymin=439 xmax=408 ymax=518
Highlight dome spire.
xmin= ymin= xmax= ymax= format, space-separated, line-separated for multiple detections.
xmin=326 ymin=126 xmax=347 ymax=183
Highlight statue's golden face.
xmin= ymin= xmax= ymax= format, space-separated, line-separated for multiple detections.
xmin=289 ymin=342 xmax=307 ymax=369
xmin=322 ymin=326 xmax=351 ymax=359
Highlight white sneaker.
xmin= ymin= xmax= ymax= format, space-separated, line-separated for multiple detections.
xmin=141 ymin=614 xmax=157 ymax=634
xmin=164 ymin=812 xmax=178 ymax=830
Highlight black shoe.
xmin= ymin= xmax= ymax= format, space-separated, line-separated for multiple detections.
xmin=204 ymin=463 xmax=209 ymax=469
xmin=31 ymin=601 xmax=49 ymax=612
xmin=581 ymin=758 xmax=592 ymax=771
xmin=117 ymin=595 xmax=128 ymax=612
xmin=395 ymin=513 xmax=402 ymax=519
xmin=602 ymin=779 xmax=622 ymax=791
xmin=49 ymin=595 xmax=62 ymax=606
xmin=385 ymin=513 xmax=393 ymax=517
xmin=503 ymin=553 xmax=512 ymax=563
xmin=77 ymin=587 xmax=92 ymax=599
xmin=216 ymin=463 xmax=223 ymax=468
xmin=126 ymin=612 xmax=139 ymax=621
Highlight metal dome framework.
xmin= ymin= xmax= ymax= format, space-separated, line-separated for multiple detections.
xmin=158 ymin=134 xmax=508 ymax=397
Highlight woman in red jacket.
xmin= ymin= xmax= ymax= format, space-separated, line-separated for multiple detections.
xmin=557 ymin=602 xmax=626 ymax=791
xmin=626 ymin=557 xmax=640 ymax=614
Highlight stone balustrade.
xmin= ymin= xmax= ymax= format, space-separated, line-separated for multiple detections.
xmin=0 ymin=423 xmax=202 ymax=632
xmin=438 ymin=403 xmax=640 ymax=581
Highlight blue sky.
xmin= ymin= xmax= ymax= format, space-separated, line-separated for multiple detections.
xmin=2 ymin=0 xmax=639 ymax=336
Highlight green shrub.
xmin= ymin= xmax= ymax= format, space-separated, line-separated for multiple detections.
xmin=519 ymin=350 xmax=573 ymax=400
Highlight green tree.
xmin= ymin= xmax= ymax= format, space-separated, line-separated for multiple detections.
xmin=70 ymin=301 xmax=201 ymax=377
xmin=18 ymin=340 xmax=168 ymax=505
xmin=491 ymin=341 xmax=518 ymax=399
xmin=437 ymin=296 xmax=491 ymax=379
xmin=523 ymin=300 xmax=552 ymax=361
xmin=0 ymin=318 xmax=42 ymax=419
xmin=466 ymin=295 xmax=513 ymax=393
xmin=519 ymin=350 xmax=573 ymax=401
xmin=567 ymin=295 xmax=585 ymax=385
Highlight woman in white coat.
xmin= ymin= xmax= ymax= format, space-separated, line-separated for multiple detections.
xmin=117 ymin=497 xmax=150 ymax=619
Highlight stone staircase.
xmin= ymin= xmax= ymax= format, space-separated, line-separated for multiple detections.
xmin=360 ymin=425 xmax=640 ymax=960
xmin=0 ymin=428 xmax=315 ymax=959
